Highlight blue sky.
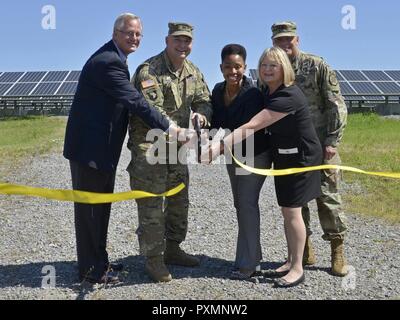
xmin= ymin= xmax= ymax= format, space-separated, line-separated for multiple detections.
xmin=1 ymin=0 xmax=399 ymax=88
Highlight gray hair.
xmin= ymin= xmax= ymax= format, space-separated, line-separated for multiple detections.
xmin=113 ymin=13 xmax=141 ymax=31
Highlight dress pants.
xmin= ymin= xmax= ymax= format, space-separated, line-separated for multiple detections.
xmin=226 ymin=150 xmax=271 ymax=270
xmin=70 ymin=161 xmax=116 ymax=281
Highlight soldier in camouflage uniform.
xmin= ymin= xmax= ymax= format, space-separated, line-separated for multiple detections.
xmin=127 ymin=22 xmax=212 ymax=282
xmin=270 ymin=21 xmax=348 ymax=276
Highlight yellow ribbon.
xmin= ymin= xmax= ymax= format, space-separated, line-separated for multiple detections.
xmin=228 ymin=149 xmax=400 ymax=179
xmin=1 ymin=146 xmax=399 ymax=205
xmin=0 ymin=182 xmax=185 ymax=204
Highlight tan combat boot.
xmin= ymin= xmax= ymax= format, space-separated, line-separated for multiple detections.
xmin=145 ymin=255 xmax=172 ymax=282
xmin=164 ymin=240 xmax=200 ymax=267
xmin=303 ymin=236 xmax=316 ymax=266
xmin=331 ymin=239 xmax=349 ymax=276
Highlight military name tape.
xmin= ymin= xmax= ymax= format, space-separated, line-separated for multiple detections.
xmin=0 ymin=182 xmax=185 ymax=204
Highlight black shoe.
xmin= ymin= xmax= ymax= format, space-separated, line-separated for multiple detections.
xmin=229 ymin=269 xmax=258 ymax=280
xmin=83 ymin=271 xmax=120 ymax=284
xmin=263 ymin=269 xmax=290 ymax=278
xmin=274 ymin=273 xmax=305 ymax=288
xmin=252 ymin=270 xmax=264 ymax=277
xmin=108 ymin=263 xmax=123 ymax=272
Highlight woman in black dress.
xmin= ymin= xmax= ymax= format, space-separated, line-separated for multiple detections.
xmin=210 ymin=44 xmax=271 ymax=279
xmin=208 ymin=46 xmax=322 ymax=287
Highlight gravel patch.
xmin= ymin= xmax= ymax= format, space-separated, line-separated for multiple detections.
xmin=0 ymin=138 xmax=399 ymax=300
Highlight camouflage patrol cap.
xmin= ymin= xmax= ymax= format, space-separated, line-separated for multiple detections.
xmin=168 ymin=22 xmax=193 ymax=39
xmin=271 ymin=21 xmax=297 ymax=39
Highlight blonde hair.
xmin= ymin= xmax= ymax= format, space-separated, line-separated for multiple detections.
xmin=257 ymin=46 xmax=295 ymax=87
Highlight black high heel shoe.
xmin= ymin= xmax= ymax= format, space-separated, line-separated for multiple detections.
xmin=274 ymin=273 xmax=305 ymax=288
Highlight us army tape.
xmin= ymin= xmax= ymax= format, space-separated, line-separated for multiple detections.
xmin=0 ymin=182 xmax=185 ymax=204
xmin=227 ymin=148 xmax=400 ymax=179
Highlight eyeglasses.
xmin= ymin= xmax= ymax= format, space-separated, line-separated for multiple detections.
xmin=116 ymin=29 xmax=143 ymax=39
xmin=260 ymin=63 xmax=280 ymax=70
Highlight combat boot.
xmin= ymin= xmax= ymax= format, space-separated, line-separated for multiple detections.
xmin=164 ymin=240 xmax=200 ymax=267
xmin=331 ymin=239 xmax=349 ymax=276
xmin=302 ymin=236 xmax=316 ymax=266
xmin=145 ymin=255 xmax=172 ymax=282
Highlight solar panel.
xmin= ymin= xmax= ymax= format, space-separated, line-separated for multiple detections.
xmin=0 ymin=72 xmax=24 ymax=83
xmin=31 ymin=82 xmax=62 ymax=95
xmin=349 ymin=82 xmax=381 ymax=94
xmin=0 ymin=83 xmax=13 ymax=95
xmin=373 ymin=82 xmax=400 ymax=94
xmin=365 ymin=96 xmax=385 ymax=101
xmin=385 ymin=71 xmax=400 ymax=81
xmin=6 ymin=83 xmax=36 ymax=96
xmin=66 ymin=71 xmax=81 ymax=81
xmin=335 ymin=71 xmax=345 ymax=81
xmin=362 ymin=71 xmax=392 ymax=81
xmin=344 ymin=96 xmax=365 ymax=101
xmin=249 ymin=69 xmax=258 ymax=80
xmin=19 ymin=71 xmax=46 ymax=82
xmin=43 ymin=71 xmax=69 ymax=82
xmin=339 ymin=70 xmax=368 ymax=81
xmin=388 ymin=96 xmax=400 ymax=101
xmin=338 ymin=82 xmax=356 ymax=94
xmin=57 ymin=82 xmax=77 ymax=95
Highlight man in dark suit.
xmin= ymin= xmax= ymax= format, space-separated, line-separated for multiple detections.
xmin=63 ymin=13 xmax=182 ymax=284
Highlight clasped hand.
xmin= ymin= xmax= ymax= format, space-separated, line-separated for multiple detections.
xmin=169 ymin=125 xmax=224 ymax=164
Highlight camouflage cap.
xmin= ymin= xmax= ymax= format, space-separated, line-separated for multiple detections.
xmin=168 ymin=22 xmax=193 ymax=39
xmin=271 ymin=21 xmax=297 ymax=39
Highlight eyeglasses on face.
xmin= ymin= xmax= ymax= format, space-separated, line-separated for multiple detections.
xmin=260 ymin=63 xmax=280 ymax=70
xmin=117 ymin=29 xmax=143 ymax=39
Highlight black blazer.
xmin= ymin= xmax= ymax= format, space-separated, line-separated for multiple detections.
xmin=211 ymin=76 xmax=269 ymax=156
xmin=63 ymin=40 xmax=170 ymax=172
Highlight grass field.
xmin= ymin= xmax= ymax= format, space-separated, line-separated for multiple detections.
xmin=340 ymin=113 xmax=400 ymax=224
xmin=0 ymin=116 xmax=66 ymax=178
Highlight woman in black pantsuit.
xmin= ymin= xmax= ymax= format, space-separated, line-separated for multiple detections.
xmin=210 ymin=44 xmax=271 ymax=279
xmin=208 ymin=46 xmax=322 ymax=288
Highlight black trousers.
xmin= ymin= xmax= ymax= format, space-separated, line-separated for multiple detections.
xmin=70 ymin=161 xmax=116 ymax=281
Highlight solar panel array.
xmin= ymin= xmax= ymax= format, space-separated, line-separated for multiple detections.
xmin=3 ymin=69 xmax=400 ymax=101
xmin=337 ymin=70 xmax=400 ymax=101
xmin=0 ymin=71 xmax=80 ymax=97
xmin=248 ymin=69 xmax=400 ymax=102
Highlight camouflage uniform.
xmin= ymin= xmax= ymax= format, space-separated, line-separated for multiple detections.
xmin=127 ymin=50 xmax=212 ymax=257
xmin=291 ymin=51 xmax=348 ymax=240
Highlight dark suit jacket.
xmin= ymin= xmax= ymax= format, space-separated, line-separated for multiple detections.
xmin=63 ymin=40 xmax=170 ymax=172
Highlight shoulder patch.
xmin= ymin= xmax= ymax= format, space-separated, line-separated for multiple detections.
xmin=141 ymin=79 xmax=156 ymax=89
xmin=329 ymin=71 xmax=339 ymax=87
